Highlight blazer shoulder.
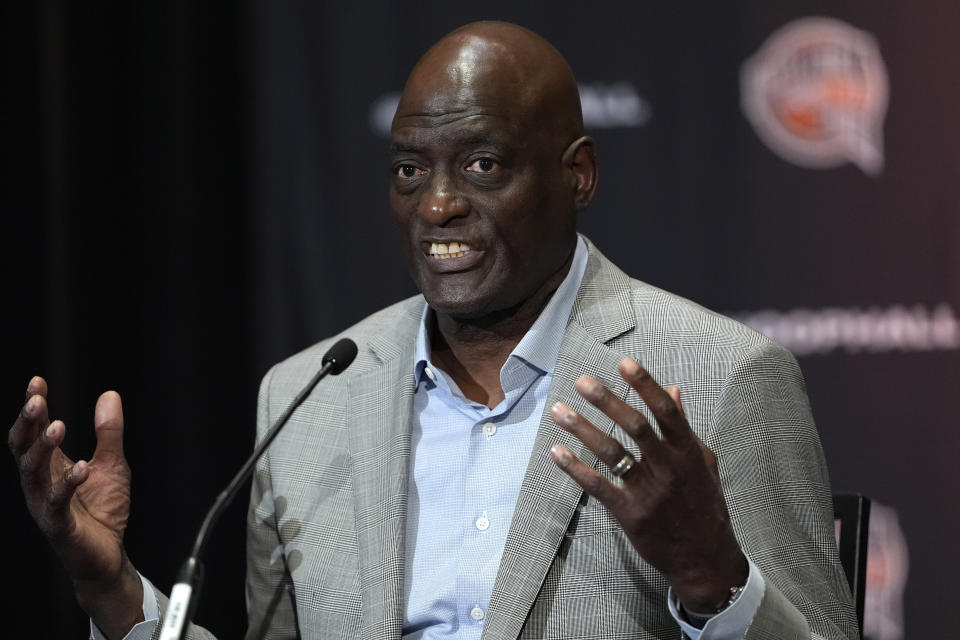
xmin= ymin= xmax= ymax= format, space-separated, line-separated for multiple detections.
xmin=579 ymin=237 xmax=792 ymax=365
xmin=626 ymin=276 xmax=794 ymax=361
xmin=263 ymin=294 xmax=425 ymax=385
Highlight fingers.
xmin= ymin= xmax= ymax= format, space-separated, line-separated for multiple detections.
xmin=550 ymin=363 xmax=706 ymax=500
xmin=618 ymin=359 xmax=692 ymax=445
xmin=551 ymin=401 xmax=639 ymax=471
xmin=24 ymin=417 xmax=65 ymax=470
xmin=17 ymin=417 xmax=65 ymax=508
xmin=92 ymin=391 xmax=124 ymax=463
xmin=569 ymin=377 xmax=667 ymax=463
xmin=550 ymin=444 xmax=622 ymax=505
xmin=45 ymin=459 xmax=89 ymax=531
xmin=9 ymin=389 xmax=51 ymax=458
xmin=10 ymin=378 xmax=99 ymax=543
xmin=665 ymin=385 xmax=685 ymax=418
xmin=25 ymin=375 xmax=48 ymax=401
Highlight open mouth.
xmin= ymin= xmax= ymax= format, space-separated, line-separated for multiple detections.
xmin=428 ymin=241 xmax=471 ymax=259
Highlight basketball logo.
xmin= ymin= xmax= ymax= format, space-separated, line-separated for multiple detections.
xmin=741 ymin=17 xmax=889 ymax=176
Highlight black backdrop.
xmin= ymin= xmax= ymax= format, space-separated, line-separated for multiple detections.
xmin=5 ymin=1 xmax=956 ymax=638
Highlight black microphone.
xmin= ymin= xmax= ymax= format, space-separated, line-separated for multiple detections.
xmin=160 ymin=337 xmax=358 ymax=640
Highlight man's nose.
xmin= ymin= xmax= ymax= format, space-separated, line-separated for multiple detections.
xmin=418 ymin=172 xmax=468 ymax=223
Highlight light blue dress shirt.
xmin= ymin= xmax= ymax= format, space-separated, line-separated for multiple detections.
xmin=403 ymin=236 xmax=590 ymax=640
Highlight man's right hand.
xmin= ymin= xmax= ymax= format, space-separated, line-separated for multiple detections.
xmin=9 ymin=376 xmax=144 ymax=639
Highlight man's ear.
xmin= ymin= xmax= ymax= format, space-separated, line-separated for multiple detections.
xmin=561 ymin=136 xmax=598 ymax=212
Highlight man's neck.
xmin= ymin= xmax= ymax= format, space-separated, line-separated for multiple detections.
xmin=429 ymin=254 xmax=574 ymax=409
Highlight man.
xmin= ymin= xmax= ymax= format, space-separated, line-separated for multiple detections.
xmin=10 ymin=21 xmax=857 ymax=640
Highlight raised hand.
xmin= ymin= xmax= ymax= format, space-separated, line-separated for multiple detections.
xmin=549 ymin=358 xmax=747 ymax=614
xmin=9 ymin=376 xmax=143 ymax=638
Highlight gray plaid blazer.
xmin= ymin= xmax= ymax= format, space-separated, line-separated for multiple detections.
xmin=155 ymin=238 xmax=858 ymax=640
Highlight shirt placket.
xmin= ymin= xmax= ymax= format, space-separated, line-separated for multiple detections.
xmin=456 ymin=359 xmax=542 ymax=636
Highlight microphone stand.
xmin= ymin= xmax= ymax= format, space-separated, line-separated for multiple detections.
xmin=159 ymin=338 xmax=357 ymax=640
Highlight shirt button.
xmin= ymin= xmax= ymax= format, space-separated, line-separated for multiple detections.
xmin=482 ymin=422 xmax=497 ymax=436
xmin=475 ymin=515 xmax=490 ymax=531
xmin=424 ymin=367 xmax=436 ymax=381
xmin=470 ymin=607 xmax=485 ymax=621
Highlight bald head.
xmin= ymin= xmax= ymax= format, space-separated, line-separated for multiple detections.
xmin=394 ymin=21 xmax=584 ymax=149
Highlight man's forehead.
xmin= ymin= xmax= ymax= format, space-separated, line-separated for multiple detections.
xmin=396 ymin=75 xmax=529 ymax=120
xmin=392 ymin=80 xmax=530 ymax=143
xmin=390 ymin=111 xmax=517 ymax=150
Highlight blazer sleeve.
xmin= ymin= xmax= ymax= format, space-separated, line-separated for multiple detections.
xmin=708 ymin=340 xmax=859 ymax=640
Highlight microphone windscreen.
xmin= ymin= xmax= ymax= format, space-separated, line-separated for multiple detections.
xmin=322 ymin=338 xmax=358 ymax=375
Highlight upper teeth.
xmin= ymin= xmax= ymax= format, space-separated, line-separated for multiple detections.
xmin=430 ymin=242 xmax=471 ymax=258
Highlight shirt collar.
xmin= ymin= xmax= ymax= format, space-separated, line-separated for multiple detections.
xmin=413 ymin=234 xmax=589 ymax=382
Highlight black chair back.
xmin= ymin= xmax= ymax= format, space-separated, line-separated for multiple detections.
xmin=833 ymin=492 xmax=871 ymax=637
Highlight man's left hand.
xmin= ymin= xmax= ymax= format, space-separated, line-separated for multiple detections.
xmin=549 ymin=357 xmax=748 ymax=614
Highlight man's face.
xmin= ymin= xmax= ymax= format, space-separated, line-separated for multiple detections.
xmin=389 ymin=48 xmax=577 ymax=320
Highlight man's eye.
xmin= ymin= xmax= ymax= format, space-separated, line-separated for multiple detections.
xmin=397 ymin=165 xmax=423 ymax=178
xmin=466 ymin=158 xmax=497 ymax=173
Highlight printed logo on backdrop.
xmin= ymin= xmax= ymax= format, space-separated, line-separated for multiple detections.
xmin=368 ymin=82 xmax=652 ymax=136
xmin=732 ymin=303 xmax=960 ymax=356
xmin=741 ymin=17 xmax=889 ymax=176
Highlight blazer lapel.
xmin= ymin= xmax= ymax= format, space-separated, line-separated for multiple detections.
xmin=347 ymin=315 xmax=420 ymax=640
xmin=482 ymin=243 xmax=638 ymax=640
